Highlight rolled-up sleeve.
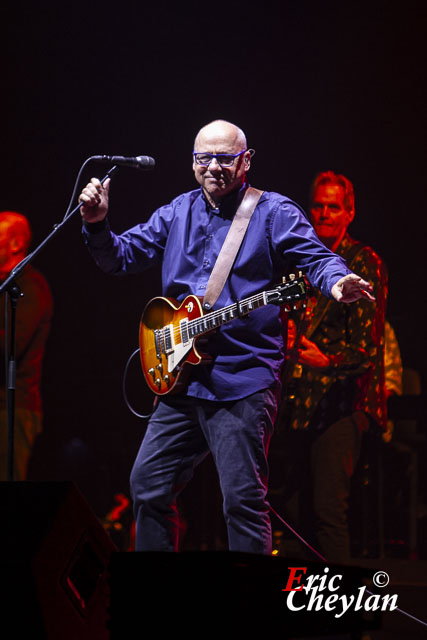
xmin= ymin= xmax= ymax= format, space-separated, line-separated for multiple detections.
xmin=81 ymin=199 xmax=178 ymax=275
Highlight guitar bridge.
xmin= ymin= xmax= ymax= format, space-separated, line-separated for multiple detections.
xmin=153 ymin=329 xmax=162 ymax=358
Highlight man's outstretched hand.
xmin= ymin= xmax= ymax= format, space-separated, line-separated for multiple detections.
xmin=331 ymin=273 xmax=375 ymax=303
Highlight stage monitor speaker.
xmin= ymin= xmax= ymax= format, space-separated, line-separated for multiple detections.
xmin=108 ymin=551 xmax=380 ymax=637
xmin=0 ymin=481 xmax=116 ymax=639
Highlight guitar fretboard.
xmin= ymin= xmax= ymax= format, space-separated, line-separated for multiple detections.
xmin=186 ymin=290 xmax=275 ymax=340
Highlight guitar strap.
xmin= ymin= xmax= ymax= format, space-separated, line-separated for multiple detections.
xmin=202 ymin=186 xmax=264 ymax=310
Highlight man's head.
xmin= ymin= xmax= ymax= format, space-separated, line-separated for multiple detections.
xmin=192 ymin=120 xmax=253 ymax=206
xmin=309 ymin=171 xmax=355 ymax=251
xmin=0 ymin=211 xmax=32 ymax=276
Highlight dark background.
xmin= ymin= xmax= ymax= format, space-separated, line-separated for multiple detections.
xmin=2 ymin=1 xmax=426 ymax=549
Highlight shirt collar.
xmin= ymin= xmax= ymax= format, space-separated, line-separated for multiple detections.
xmin=201 ymin=181 xmax=249 ymax=219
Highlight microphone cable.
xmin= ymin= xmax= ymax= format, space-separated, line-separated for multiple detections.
xmin=122 ymin=347 xmax=156 ymax=420
xmin=61 ymin=157 xmax=118 ymax=223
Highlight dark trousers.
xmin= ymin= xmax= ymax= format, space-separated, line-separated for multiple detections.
xmin=269 ymin=412 xmax=367 ymax=563
xmin=130 ymin=388 xmax=278 ymax=554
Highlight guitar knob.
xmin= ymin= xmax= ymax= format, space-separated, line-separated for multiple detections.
xmin=148 ymin=367 xmax=156 ymax=380
xmin=156 ymin=363 xmax=163 ymax=376
xmin=164 ymin=375 xmax=171 ymax=387
xmin=155 ymin=378 xmax=162 ymax=389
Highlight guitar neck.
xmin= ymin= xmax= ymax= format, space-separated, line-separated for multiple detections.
xmin=187 ymin=290 xmax=271 ymax=340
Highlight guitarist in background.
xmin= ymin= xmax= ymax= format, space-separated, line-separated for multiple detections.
xmin=79 ymin=121 xmax=375 ymax=554
xmin=269 ymin=171 xmax=388 ymax=563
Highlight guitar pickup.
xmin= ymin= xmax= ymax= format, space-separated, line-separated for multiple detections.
xmin=180 ymin=318 xmax=190 ymax=346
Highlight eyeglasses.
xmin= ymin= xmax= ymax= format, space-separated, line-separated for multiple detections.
xmin=193 ymin=149 xmax=247 ymax=167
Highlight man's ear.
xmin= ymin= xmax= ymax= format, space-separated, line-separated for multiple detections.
xmin=244 ymin=148 xmax=255 ymax=172
xmin=346 ymin=206 xmax=355 ymax=225
xmin=10 ymin=235 xmax=24 ymax=254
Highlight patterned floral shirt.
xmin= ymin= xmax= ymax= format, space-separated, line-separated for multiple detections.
xmin=281 ymin=234 xmax=388 ymax=431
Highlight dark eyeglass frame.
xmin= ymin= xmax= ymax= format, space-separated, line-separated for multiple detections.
xmin=193 ymin=149 xmax=247 ymax=167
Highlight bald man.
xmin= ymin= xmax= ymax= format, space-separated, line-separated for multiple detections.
xmin=0 ymin=211 xmax=53 ymax=480
xmin=79 ymin=120 xmax=374 ymax=554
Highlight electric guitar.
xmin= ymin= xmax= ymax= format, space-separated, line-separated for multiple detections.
xmin=139 ymin=275 xmax=307 ymax=396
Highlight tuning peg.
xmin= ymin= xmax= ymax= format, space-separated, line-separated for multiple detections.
xmin=290 ymin=273 xmax=295 ymax=281
xmin=282 ymin=276 xmax=287 ymax=283
xmin=298 ymin=271 xmax=302 ymax=278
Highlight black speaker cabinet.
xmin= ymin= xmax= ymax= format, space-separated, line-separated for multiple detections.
xmin=108 ymin=551 xmax=379 ymax=638
xmin=0 ymin=481 xmax=116 ymax=639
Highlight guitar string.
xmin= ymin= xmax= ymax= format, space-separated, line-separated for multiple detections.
xmin=169 ymin=291 xmax=268 ymax=340
xmin=152 ymin=280 xmax=304 ymax=358
xmin=168 ymin=283 xmax=302 ymax=341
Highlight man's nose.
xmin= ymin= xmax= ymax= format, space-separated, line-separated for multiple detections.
xmin=319 ymin=205 xmax=329 ymax=218
xmin=208 ymin=157 xmax=222 ymax=170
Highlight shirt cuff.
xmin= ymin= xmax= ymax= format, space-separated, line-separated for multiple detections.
xmin=82 ymin=218 xmax=108 ymax=234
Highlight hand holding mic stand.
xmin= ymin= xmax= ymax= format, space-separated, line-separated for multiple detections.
xmin=0 ymin=154 xmax=155 ymax=481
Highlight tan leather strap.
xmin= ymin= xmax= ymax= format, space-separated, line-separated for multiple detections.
xmin=202 ymin=187 xmax=264 ymax=310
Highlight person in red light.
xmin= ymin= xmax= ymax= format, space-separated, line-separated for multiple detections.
xmin=269 ymin=171 xmax=388 ymax=563
xmin=0 ymin=211 xmax=53 ymax=480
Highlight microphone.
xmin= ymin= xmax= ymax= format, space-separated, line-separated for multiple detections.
xmin=91 ymin=155 xmax=156 ymax=170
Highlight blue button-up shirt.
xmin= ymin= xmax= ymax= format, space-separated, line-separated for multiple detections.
xmin=83 ymin=184 xmax=350 ymax=401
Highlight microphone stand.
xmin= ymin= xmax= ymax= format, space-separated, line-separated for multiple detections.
xmin=0 ymin=163 xmax=119 ymax=482
xmin=4 ymin=283 xmax=21 ymax=481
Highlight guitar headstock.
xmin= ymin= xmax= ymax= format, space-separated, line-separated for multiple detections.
xmin=267 ymin=272 xmax=309 ymax=310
